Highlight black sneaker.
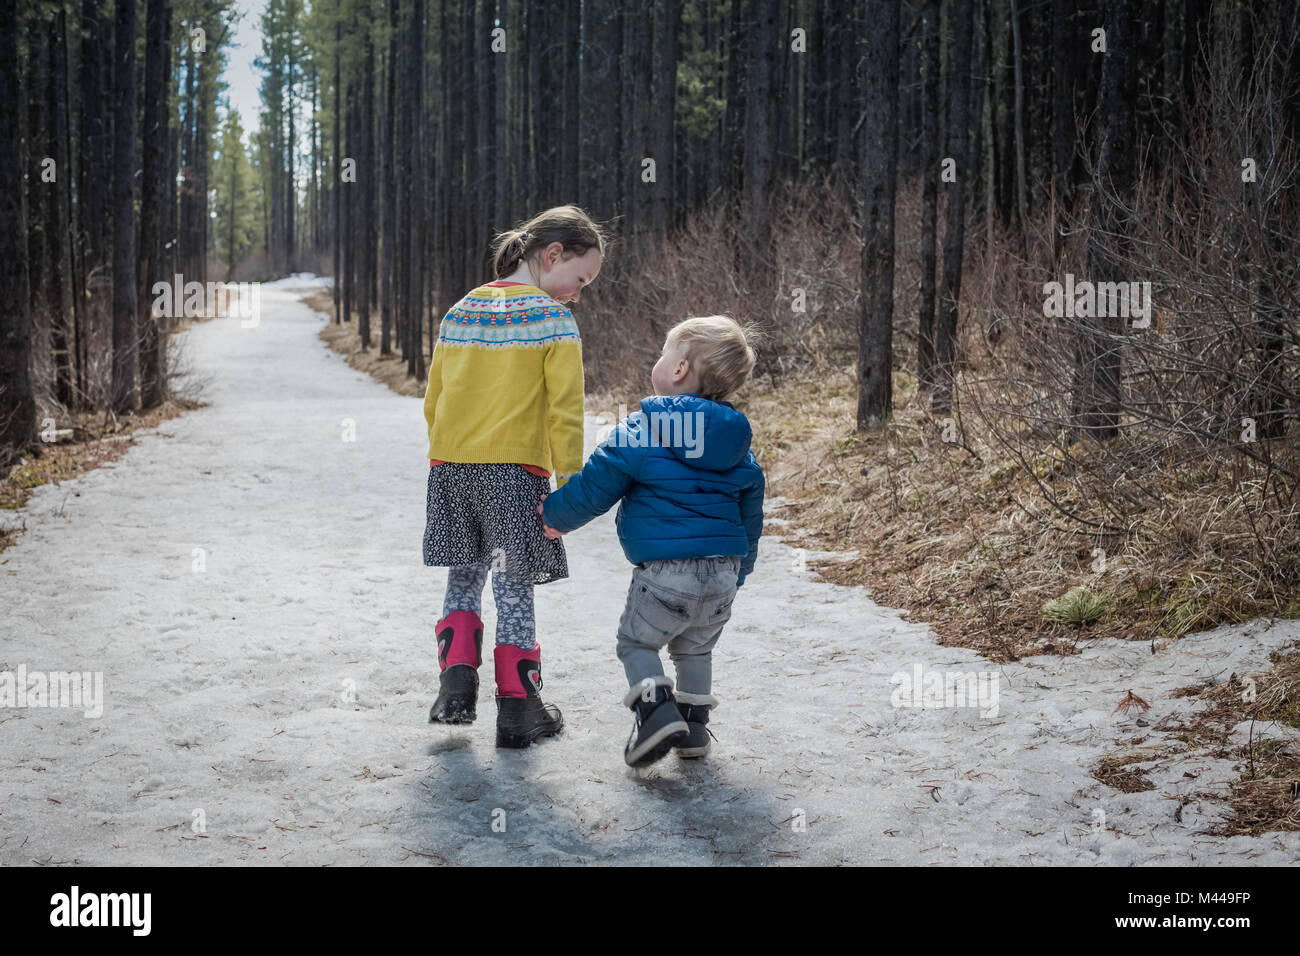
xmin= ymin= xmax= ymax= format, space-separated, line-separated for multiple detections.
xmin=623 ymin=679 xmax=689 ymax=767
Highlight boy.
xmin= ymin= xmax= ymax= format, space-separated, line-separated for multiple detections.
xmin=539 ymin=316 xmax=765 ymax=767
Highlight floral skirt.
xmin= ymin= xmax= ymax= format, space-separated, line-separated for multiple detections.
xmin=422 ymin=462 xmax=568 ymax=585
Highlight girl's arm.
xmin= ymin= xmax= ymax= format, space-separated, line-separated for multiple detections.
xmin=422 ymin=341 xmax=444 ymax=454
xmin=541 ymin=417 xmax=642 ymax=533
xmin=543 ymin=340 xmax=585 ymax=487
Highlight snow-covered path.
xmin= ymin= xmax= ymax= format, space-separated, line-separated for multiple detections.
xmin=2 ymin=275 xmax=1297 ymax=866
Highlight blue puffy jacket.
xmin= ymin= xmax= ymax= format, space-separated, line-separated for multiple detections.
xmin=541 ymin=393 xmax=765 ymax=586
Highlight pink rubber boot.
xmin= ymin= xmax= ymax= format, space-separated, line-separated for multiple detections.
xmin=494 ymin=644 xmax=564 ymax=748
xmin=428 ymin=610 xmax=484 ymax=724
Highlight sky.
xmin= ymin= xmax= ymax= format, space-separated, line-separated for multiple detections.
xmin=223 ymin=0 xmax=270 ymax=144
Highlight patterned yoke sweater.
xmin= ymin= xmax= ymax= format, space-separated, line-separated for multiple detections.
xmin=423 ymin=280 xmax=585 ymax=488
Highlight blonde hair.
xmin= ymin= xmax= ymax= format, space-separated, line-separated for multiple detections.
xmin=668 ymin=316 xmax=759 ymax=402
xmin=491 ymin=204 xmax=609 ymax=280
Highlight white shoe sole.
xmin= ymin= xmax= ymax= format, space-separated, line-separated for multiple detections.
xmin=625 ymin=719 xmax=689 ymax=766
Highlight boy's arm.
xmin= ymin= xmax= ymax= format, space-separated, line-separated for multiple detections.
xmin=542 ymin=419 xmax=642 ymax=533
xmin=737 ymin=459 xmax=765 ymax=586
xmin=544 ymin=339 xmax=585 ymax=488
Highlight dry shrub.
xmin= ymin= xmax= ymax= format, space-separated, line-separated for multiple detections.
xmin=577 ymin=177 xmax=865 ymax=396
xmin=950 ymin=31 xmax=1300 ymax=647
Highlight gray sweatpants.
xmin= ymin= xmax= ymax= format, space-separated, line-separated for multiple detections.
xmin=615 ymin=556 xmax=741 ymax=697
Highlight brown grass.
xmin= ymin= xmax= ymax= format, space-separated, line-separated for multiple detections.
xmin=1091 ymin=647 xmax=1300 ymax=834
xmin=731 ymin=363 xmax=1300 ymax=663
xmin=1198 ymin=647 xmax=1300 ymax=835
xmin=1093 ymin=752 xmax=1158 ymax=793
xmin=0 ymin=399 xmax=201 ymax=555
xmin=305 ymin=289 xmax=428 ymax=399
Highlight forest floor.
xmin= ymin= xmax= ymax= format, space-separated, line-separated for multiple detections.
xmin=2 ymin=274 xmax=1298 ymax=865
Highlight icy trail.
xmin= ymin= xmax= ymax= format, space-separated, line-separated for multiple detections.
xmin=2 ymin=275 xmax=1297 ymax=866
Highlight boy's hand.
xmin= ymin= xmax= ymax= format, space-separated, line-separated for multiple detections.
xmin=538 ymin=498 xmax=565 ymax=539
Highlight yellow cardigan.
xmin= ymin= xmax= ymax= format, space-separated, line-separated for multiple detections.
xmin=423 ymin=282 xmax=585 ymax=486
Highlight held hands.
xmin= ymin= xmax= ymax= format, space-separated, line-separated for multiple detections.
xmin=538 ymin=493 xmax=565 ymax=540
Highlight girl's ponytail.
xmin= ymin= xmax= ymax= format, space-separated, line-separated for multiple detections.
xmin=492 ymin=229 xmax=534 ymax=279
xmin=490 ymin=206 xmax=609 ymax=280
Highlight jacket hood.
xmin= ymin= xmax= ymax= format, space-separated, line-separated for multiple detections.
xmin=635 ymin=393 xmax=753 ymax=471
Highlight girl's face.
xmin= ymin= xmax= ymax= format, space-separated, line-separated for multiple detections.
xmin=534 ymin=244 xmax=602 ymax=305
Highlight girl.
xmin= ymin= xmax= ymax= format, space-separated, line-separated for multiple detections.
xmin=422 ymin=205 xmax=606 ymax=749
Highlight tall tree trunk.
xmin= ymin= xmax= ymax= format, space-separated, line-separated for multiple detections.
xmin=408 ymin=0 xmax=426 ymax=379
xmin=111 ymin=0 xmax=138 ymax=414
xmin=856 ymin=0 xmax=900 ymax=428
xmin=1051 ymin=0 xmax=1076 ymax=228
xmin=342 ymin=78 xmax=354 ymax=325
xmin=48 ymin=8 xmax=75 ymax=410
xmin=332 ymin=4 xmax=341 ymax=322
xmin=77 ymin=0 xmax=111 ymax=407
xmin=831 ymin=0 xmax=856 ymax=177
xmin=560 ymin=0 xmax=579 ymax=204
xmin=180 ymin=33 xmax=198 ymax=280
xmin=967 ymin=0 xmax=988 ymax=221
xmin=27 ymin=9 xmax=50 ymax=370
xmin=1009 ymin=0 xmax=1029 ymax=243
xmin=285 ymin=16 xmax=296 ymax=272
xmin=359 ymin=22 xmax=374 ymax=349
xmin=381 ymin=0 xmax=397 ymax=356
xmin=475 ymin=0 xmax=491 ymax=286
xmin=917 ymin=0 xmax=940 ymax=395
xmin=932 ymin=0 xmax=976 ymax=415
xmin=1251 ymin=1 xmax=1297 ymax=440
xmin=194 ymin=24 xmax=211 ymax=287
xmin=995 ymin=0 xmax=1014 ymax=225
xmin=744 ymin=0 xmax=777 ymax=251
xmin=139 ymin=0 xmax=170 ymax=410
xmin=1071 ymin=0 xmax=1136 ymax=441
xmin=654 ymin=0 xmax=683 ymax=236
xmin=0 ymin=0 xmax=34 ymax=457
xmin=493 ymin=0 xmax=506 ymax=225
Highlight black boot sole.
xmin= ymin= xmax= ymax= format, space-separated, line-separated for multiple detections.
xmin=673 ymin=743 xmax=710 ymax=758
xmin=673 ymin=721 xmax=712 ymax=758
xmin=632 ymin=732 xmax=689 ymax=767
xmin=495 ymin=698 xmax=564 ymax=748
xmin=625 ymin=700 xmax=691 ymax=767
xmin=429 ymin=665 xmax=479 ymax=724
xmin=495 ymin=725 xmax=563 ymax=748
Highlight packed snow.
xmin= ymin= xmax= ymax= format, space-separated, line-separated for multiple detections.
xmin=2 ymin=274 xmax=1297 ymax=865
